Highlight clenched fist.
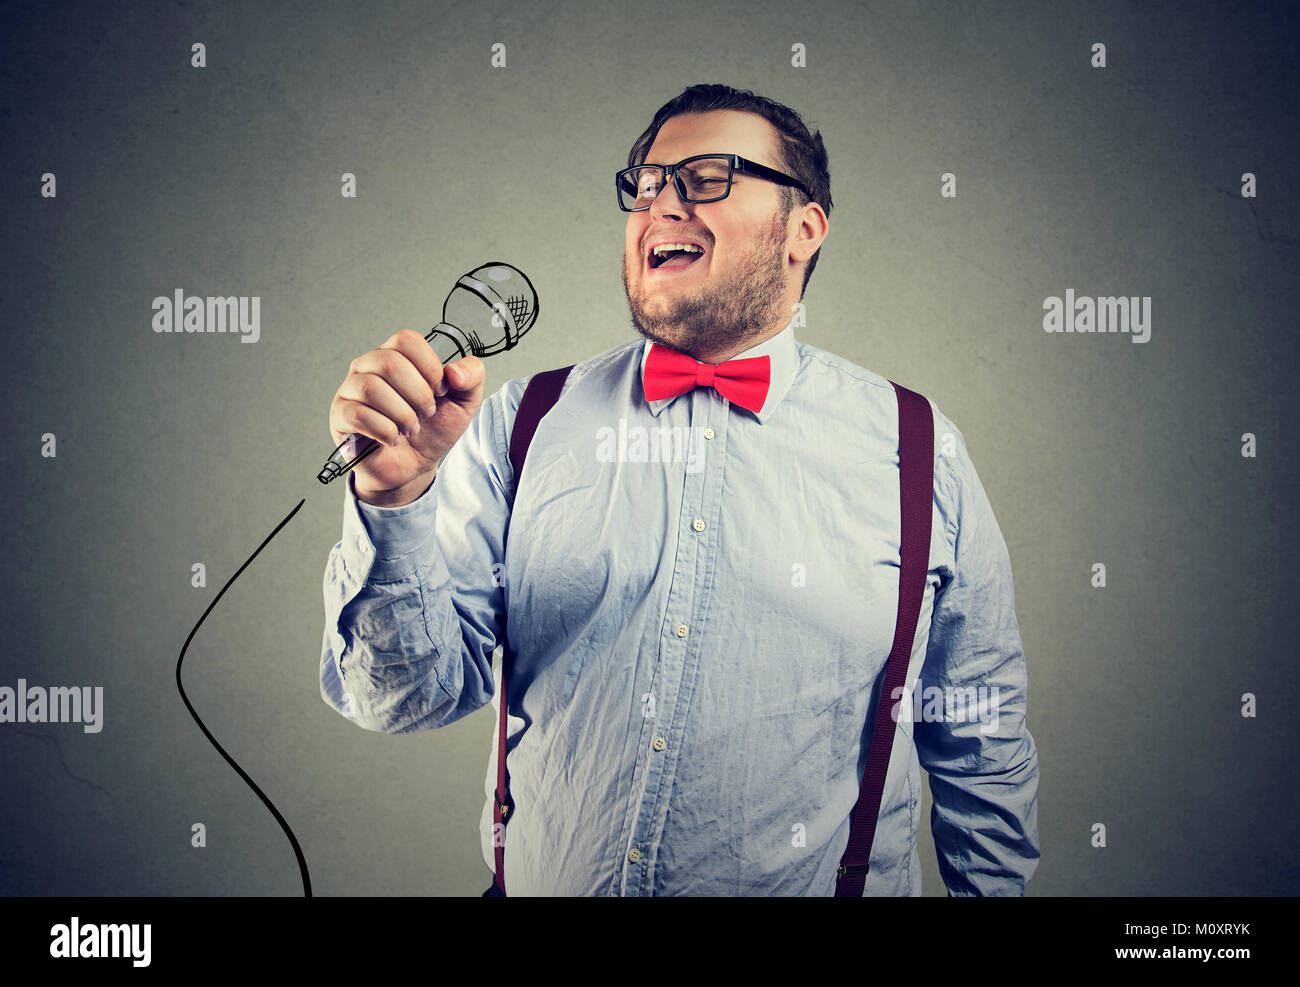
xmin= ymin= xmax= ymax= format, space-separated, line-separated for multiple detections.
xmin=328 ymin=329 xmax=485 ymax=506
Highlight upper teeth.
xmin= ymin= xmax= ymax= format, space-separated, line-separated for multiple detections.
xmin=652 ymin=243 xmax=704 ymax=257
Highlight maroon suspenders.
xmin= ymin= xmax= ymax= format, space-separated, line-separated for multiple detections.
xmin=834 ymin=382 xmax=934 ymax=896
xmin=493 ymin=369 xmax=933 ymax=897
xmin=492 ymin=365 xmax=573 ymax=895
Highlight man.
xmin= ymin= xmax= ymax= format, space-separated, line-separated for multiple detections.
xmin=320 ymin=84 xmax=1040 ymax=896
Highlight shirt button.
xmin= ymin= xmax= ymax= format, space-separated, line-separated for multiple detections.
xmin=652 ymin=736 xmax=667 ymax=751
xmin=703 ymin=427 xmax=715 ymax=440
xmin=692 ymin=518 xmax=705 ymax=532
xmin=628 ymin=847 xmax=642 ymax=863
xmin=675 ymin=624 xmax=689 ymax=638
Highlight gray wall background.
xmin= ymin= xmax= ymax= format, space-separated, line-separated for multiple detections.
xmin=1 ymin=0 xmax=1296 ymax=896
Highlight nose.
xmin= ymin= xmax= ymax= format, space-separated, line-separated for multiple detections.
xmin=648 ymin=172 xmax=691 ymax=221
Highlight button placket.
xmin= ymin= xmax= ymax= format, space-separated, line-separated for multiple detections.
xmin=622 ymin=395 xmax=721 ymax=895
xmin=627 ymin=394 xmax=728 ymax=895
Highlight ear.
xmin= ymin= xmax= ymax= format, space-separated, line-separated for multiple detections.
xmin=787 ymin=200 xmax=828 ymax=264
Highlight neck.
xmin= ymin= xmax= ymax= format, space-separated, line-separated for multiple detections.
xmin=681 ymin=324 xmax=787 ymax=364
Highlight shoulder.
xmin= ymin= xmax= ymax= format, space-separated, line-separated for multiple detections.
xmin=796 ymin=338 xmax=973 ymax=527
xmin=494 ymin=338 xmax=644 ymax=419
xmin=795 ymin=339 xmax=966 ymax=451
xmin=795 ymin=339 xmax=898 ymax=398
xmin=477 ymin=339 xmax=644 ymax=490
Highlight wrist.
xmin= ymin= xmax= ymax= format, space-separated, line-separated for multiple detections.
xmin=353 ymin=470 xmax=436 ymax=508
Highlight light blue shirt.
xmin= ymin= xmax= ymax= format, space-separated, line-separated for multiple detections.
xmin=320 ymin=324 xmax=1040 ymax=896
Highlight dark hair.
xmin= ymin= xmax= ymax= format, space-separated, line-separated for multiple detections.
xmin=627 ymin=84 xmax=832 ymax=298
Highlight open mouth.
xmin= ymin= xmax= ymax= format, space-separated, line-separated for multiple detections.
xmin=648 ymin=244 xmax=706 ymax=271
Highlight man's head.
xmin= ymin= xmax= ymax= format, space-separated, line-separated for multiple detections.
xmin=620 ymin=84 xmax=832 ymax=362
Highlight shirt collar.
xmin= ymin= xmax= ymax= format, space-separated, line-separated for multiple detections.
xmin=638 ymin=322 xmax=799 ymax=424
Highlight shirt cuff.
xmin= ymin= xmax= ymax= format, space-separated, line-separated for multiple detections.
xmin=345 ymin=471 xmax=439 ymax=581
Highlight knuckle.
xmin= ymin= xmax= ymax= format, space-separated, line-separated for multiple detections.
xmin=355 ymin=374 xmax=378 ymax=401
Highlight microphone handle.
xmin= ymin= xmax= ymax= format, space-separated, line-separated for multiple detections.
xmin=317 ymin=326 xmax=474 ymax=484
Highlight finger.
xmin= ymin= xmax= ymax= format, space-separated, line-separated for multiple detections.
xmin=441 ymin=355 xmax=484 ymax=399
xmin=349 ymin=342 xmax=439 ymax=422
xmin=330 ymin=399 xmax=406 ymax=449
xmin=337 ymin=372 xmax=423 ymax=440
xmin=379 ymin=329 xmax=447 ymax=409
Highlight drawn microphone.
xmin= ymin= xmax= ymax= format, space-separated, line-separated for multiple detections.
xmin=317 ymin=262 xmax=540 ymax=483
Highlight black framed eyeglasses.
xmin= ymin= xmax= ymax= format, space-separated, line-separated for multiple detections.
xmin=615 ymin=153 xmax=812 ymax=212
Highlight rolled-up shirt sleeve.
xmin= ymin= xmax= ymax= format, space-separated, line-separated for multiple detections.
xmin=319 ymin=383 xmax=519 ymax=734
xmin=914 ymin=421 xmax=1041 ymax=896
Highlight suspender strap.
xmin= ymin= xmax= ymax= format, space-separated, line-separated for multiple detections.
xmin=508 ymin=366 xmax=573 ymax=484
xmin=835 ymin=381 xmax=934 ymax=897
xmin=494 ymin=365 xmax=573 ymax=895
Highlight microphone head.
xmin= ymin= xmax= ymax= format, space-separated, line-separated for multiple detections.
xmin=442 ymin=262 xmax=539 ymax=356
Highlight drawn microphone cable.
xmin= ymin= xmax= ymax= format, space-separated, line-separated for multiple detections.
xmin=175 ymin=498 xmax=312 ymax=894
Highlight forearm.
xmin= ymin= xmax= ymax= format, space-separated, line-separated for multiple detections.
xmin=925 ymin=724 xmax=1040 ymax=896
xmin=916 ymin=407 xmax=1041 ymax=895
xmin=319 ymin=469 xmax=501 ymax=733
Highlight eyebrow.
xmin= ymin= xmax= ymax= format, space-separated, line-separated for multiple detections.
xmin=642 ymin=157 xmax=726 ymax=165
xmin=640 ymin=154 xmax=774 ymax=176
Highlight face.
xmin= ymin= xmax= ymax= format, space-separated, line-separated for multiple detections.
xmin=621 ymin=110 xmax=799 ymax=361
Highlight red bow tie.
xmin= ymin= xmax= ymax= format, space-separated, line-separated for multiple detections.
xmin=642 ymin=343 xmax=771 ymax=414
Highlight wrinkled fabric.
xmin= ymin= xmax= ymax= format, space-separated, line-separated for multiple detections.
xmin=320 ymin=325 xmax=1040 ymax=896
